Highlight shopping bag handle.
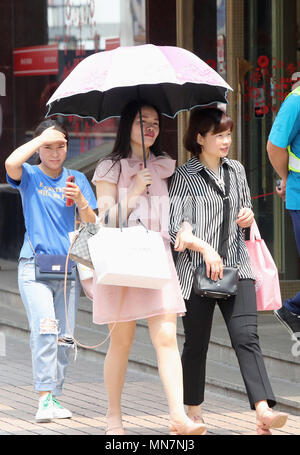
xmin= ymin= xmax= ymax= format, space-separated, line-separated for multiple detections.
xmin=118 ymin=202 xmax=127 ymax=231
xmin=105 ymin=203 xmax=149 ymax=233
xmin=250 ymin=220 xmax=261 ymax=241
xmin=137 ymin=218 xmax=149 ymax=233
xmin=104 ymin=202 xmax=127 ymax=231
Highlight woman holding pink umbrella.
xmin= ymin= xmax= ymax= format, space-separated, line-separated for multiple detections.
xmin=46 ymin=44 xmax=232 ymax=435
xmin=87 ymin=100 xmax=206 ymax=436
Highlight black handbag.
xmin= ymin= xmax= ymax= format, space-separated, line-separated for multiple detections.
xmin=193 ymin=264 xmax=238 ymax=299
xmin=190 ymin=165 xmax=240 ymax=300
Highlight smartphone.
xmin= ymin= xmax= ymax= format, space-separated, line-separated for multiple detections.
xmin=66 ymin=175 xmax=75 ymax=207
xmin=276 ymin=179 xmax=282 ymax=191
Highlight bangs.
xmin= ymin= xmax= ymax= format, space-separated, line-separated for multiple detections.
xmin=212 ymin=114 xmax=233 ymax=134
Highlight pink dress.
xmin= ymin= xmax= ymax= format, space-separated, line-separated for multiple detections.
xmin=82 ymin=153 xmax=186 ymax=325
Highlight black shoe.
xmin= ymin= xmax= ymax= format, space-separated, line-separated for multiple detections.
xmin=274 ymin=306 xmax=300 ymax=340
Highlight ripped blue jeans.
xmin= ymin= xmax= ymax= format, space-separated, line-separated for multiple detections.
xmin=18 ymin=257 xmax=81 ymax=395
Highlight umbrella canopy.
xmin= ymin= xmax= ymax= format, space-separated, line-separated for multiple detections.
xmin=46 ymin=44 xmax=232 ymax=122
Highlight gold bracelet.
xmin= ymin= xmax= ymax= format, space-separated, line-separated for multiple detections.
xmin=78 ymin=201 xmax=89 ymax=210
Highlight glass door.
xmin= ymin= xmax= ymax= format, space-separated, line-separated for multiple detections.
xmin=243 ymin=0 xmax=299 ymax=279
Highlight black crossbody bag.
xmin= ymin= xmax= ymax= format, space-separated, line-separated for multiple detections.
xmin=190 ymin=164 xmax=240 ymax=299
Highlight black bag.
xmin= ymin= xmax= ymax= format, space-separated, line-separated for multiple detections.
xmin=35 ymin=254 xmax=77 ymax=281
xmin=193 ymin=264 xmax=238 ymax=299
xmin=190 ymin=165 xmax=240 ymax=300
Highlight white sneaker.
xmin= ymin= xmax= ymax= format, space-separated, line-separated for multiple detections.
xmin=35 ymin=393 xmax=54 ymax=423
xmin=52 ymin=396 xmax=72 ymax=419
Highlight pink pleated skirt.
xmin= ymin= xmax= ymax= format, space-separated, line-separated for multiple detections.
xmin=81 ymin=239 xmax=186 ymax=325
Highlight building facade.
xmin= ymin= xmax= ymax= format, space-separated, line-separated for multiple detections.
xmin=176 ymin=0 xmax=300 ymax=295
xmin=0 ymin=0 xmax=299 ymax=297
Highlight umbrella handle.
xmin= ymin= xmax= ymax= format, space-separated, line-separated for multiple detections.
xmin=139 ymin=107 xmax=150 ymax=194
xmin=138 ymin=106 xmax=147 ymax=168
xmin=137 ymin=86 xmax=148 ymax=168
xmin=138 ymin=104 xmax=151 ymax=201
xmin=136 ymin=89 xmax=151 ymax=209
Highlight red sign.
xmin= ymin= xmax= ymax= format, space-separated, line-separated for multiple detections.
xmin=105 ymin=38 xmax=120 ymax=51
xmin=14 ymin=44 xmax=59 ymax=76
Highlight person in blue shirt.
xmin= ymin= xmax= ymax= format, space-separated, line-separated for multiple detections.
xmin=5 ymin=119 xmax=97 ymax=423
xmin=267 ymin=85 xmax=300 ymax=341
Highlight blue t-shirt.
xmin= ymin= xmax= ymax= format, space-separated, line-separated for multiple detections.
xmin=7 ymin=164 xmax=97 ymax=258
xmin=269 ymin=93 xmax=300 ymax=209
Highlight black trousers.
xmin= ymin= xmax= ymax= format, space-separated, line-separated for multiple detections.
xmin=182 ymin=279 xmax=276 ymax=410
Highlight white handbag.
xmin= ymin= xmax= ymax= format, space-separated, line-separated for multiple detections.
xmin=87 ymin=206 xmax=171 ymax=289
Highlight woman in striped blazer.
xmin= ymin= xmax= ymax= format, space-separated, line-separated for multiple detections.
xmin=169 ymin=108 xmax=288 ymax=435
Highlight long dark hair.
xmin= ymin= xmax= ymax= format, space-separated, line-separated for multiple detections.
xmin=184 ymin=108 xmax=234 ymax=157
xmin=103 ymin=100 xmax=165 ymax=165
xmin=34 ymin=119 xmax=69 ymax=164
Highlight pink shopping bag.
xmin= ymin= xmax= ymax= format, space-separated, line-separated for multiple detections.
xmin=246 ymin=220 xmax=282 ymax=311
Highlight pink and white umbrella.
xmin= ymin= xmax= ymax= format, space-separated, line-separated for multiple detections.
xmin=46 ymin=44 xmax=232 ymax=123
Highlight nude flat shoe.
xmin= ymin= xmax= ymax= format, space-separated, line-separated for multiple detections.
xmin=188 ymin=414 xmax=207 ymax=433
xmin=170 ymin=418 xmax=207 ymax=435
xmin=256 ymin=424 xmax=272 ymax=436
xmin=256 ymin=409 xmax=288 ymax=435
xmin=188 ymin=413 xmax=205 ymax=424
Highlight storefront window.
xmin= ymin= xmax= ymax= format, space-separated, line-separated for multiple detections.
xmin=216 ymin=0 xmax=226 ymax=80
xmin=243 ymin=0 xmax=274 ymax=260
xmin=243 ymin=0 xmax=300 ymax=279
xmin=194 ymin=0 xmax=227 ymax=81
xmin=13 ymin=0 xmax=146 ymax=167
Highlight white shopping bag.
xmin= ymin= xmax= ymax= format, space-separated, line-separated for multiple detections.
xmin=77 ymin=263 xmax=94 ymax=281
xmin=88 ymin=225 xmax=171 ymax=289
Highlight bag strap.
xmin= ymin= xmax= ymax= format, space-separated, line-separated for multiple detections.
xmin=27 ymin=168 xmax=78 ymax=255
xmin=199 ymin=163 xmax=235 ymax=259
xmin=104 ymin=202 xmax=127 ymax=229
xmin=27 ymin=232 xmax=36 ymax=256
xmin=249 ymin=219 xmax=261 ymax=241
xmin=231 ymin=166 xmax=241 ymax=265
xmin=186 ymin=163 xmax=241 ymax=267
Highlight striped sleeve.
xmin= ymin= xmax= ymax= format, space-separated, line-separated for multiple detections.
xmin=234 ymin=161 xmax=252 ymax=209
xmin=169 ymin=170 xmax=193 ymax=244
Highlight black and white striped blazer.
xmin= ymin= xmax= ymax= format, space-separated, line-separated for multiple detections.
xmin=169 ymin=156 xmax=255 ymax=299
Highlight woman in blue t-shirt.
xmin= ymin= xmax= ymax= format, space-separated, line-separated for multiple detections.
xmin=5 ymin=119 xmax=97 ymax=423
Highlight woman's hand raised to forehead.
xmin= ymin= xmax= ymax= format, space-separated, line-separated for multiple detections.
xmin=39 ymin=126 xmax=67 ymax=145
xmin=5 ymin=127 xmax=66 ymax=181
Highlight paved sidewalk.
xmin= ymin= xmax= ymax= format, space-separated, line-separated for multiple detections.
xmin=0 ymin=333 xmax=299 ymax=437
